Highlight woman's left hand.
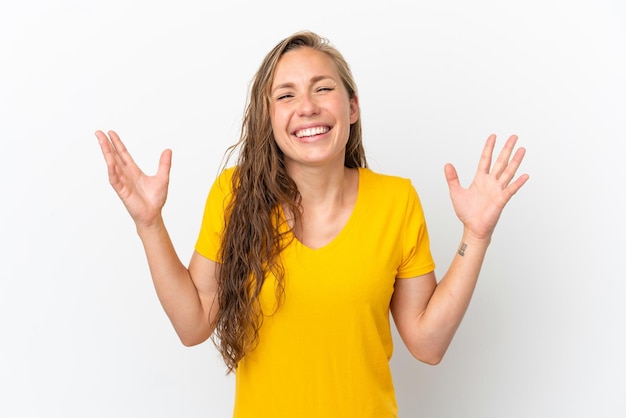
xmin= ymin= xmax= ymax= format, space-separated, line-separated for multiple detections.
xmin=444 ymin=134 xmax=529 ymax=241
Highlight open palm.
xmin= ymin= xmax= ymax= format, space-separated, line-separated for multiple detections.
xmin=445 ymin=134 xmax=529 ymax=241
xmin=96 ymin=130 xmax=172 ymax=228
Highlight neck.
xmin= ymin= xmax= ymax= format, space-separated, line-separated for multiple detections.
xmin=283 ymin=161 xmax=360 ymax=249
xmin=286 ymin=161 xmax=353 ymax=208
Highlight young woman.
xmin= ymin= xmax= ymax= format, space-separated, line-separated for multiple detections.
xmin=96 ymin=30 xmax=528 ymax=417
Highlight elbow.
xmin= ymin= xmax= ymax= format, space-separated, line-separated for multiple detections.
xmin=178 ymin=330 xmax=211 ymax=347
xmin=174 ymin=319 xmax=215 ymax=347
xmin=409 ymin=346 xmax=447 ymax=366
xmin=180 ymin=337 xmax=203 ymax=347
xmin=419 ymin=353 xmax=444 ymax=366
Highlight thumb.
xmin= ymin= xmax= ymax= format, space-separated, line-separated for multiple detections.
xmin=444 ymin=163 xmax=460 ymax=191
xmin=157 ymin=149 xmax=173 ymax=181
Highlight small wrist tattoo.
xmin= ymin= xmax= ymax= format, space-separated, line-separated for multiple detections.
xmin=458 ymin=243 xmax=468 ymax=256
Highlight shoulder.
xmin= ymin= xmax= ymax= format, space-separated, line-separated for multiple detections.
xmin=217 ymin=165 xmax=237 ymax=184
xmin=359 ymin=167 xmax=414 ymax=195
xmin=210 ymin=165 xmax=237 ymax=194
xmin=358 ymin=168 xmax=424 ymax=215
xmin=204 ymin=166 xmax=238 ymax=211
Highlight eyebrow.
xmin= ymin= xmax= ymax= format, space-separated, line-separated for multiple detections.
xmin=271 ymin=75 xmax=337 ymax=94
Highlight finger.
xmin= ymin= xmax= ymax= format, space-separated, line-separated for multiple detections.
xmin=477 ymin=134 xmax=496 ymax=174
xmin=503 ymin=173 xmax=530 ymax=201
xmin=444 ymin=163 xmax=461 ymax=192
xmin=491 ymin=135 xmax=518 ymax=178
xmin=498 ymin=146 xmax=526 ymax=186
xmin=108 ymin=130 xmax=137 ymax=167
xmin=95 ymin=130 xmax=122 ymax=182
xmin=96 ymin=130 xmax=126 ymax=171
xmin=95 ymin=130 xmax=114 ymax=161
xmin=157 ymin=149 xmax=172 ymax=182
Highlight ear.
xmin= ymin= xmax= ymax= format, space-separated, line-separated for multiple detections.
xmin=349 ymin=95 xmax=360 ymax=124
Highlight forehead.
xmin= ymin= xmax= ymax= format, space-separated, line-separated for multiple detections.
xmin=272 ymin=47 xmax=340 ymax=86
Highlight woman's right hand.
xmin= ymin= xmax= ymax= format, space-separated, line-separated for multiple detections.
xmin=96 ymin=130 xmax=172 ymax=229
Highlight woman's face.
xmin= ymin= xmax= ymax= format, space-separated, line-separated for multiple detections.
xmin=269 ymin=47 xmax=359 ymax=172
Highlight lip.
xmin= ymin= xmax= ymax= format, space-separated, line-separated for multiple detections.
xmin=291 ymin=124 xmax=331 ymax=142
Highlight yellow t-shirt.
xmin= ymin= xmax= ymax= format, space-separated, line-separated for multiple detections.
xmin=195 ymin=167 xmax=435 ymax=418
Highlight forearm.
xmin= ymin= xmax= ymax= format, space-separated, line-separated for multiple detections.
xmin=416 ymin=230 xmax=490 ymax=361
xmin=136 ymin=218 xmax=212 ymax=345
xmin=397 ymin=134 xmax=527 ymax=364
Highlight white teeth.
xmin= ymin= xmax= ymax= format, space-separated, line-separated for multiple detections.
xmin=295 ymin=126 xmax=329 ymax=138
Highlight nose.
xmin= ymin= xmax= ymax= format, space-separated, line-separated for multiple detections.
xmin=296 ymin=93 xmax=320 ymax=117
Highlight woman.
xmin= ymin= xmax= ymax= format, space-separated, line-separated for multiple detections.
xmin=96 ymin=30 xmax=528 ymax=417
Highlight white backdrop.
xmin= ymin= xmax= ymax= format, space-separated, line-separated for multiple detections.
xmin=1 ymin=0 xmax=625 ymax=417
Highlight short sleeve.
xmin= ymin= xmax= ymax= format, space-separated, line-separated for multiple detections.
xmin=194 ymin=167 xmax=235 ymax=262
xmin=396 ymin=182 xmax=436 ymax=278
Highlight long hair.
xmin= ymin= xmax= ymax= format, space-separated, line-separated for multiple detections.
xmin=213 ymin=30 xmax=367 ymax=373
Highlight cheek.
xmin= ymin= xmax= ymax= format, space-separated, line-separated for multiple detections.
xmin=269 ymin=107 xmax=287 ymax=132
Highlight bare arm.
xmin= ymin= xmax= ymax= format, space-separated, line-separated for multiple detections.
xmin=391 ymin=134 xmax=529 ymax=364
xmin=136 ymin=221 xmax=218 ymax=346
xmin=96 ymin=130 xmax=217 ymax=345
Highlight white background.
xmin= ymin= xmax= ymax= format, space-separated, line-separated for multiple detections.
xmin=1 ymin=0 xmax=625 ymax=417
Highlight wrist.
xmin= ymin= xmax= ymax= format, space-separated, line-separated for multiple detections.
xmin=135 ymin=215 xmax=166 ymax=237
xmin=457 ymin=229 xmax=491 ymax=257
xmin=461 ymin=227 xmax=492 ymax=245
